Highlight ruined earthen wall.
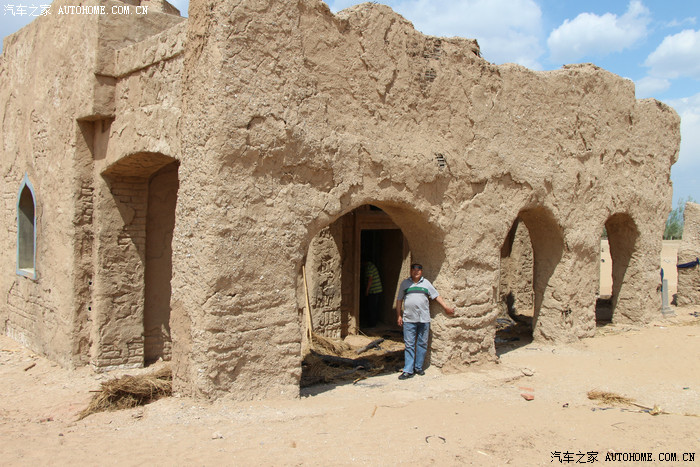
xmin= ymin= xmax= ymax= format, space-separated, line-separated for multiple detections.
xmin=144 ymin=163 xmax=178 ymax=361
xmin=676 ymin=202 xmax=700 ymax=305
xmin=92 ymin=175 xmax=148 ymax=369
xmin=339 ymin=215 xmax=355 ymax=336
xmin=175 ymin=0 xmax=679 ymax=398
xmin=1 ymin=0 xmax=681 ymax=400
xmin=107 ymin=21 xmax=185 ymax=161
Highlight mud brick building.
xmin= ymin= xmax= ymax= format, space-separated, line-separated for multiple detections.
xmin=1 ymin=0 xmax=680 ymax=399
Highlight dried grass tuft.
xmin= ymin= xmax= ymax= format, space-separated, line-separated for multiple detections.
xmin=301 ymin=332 xmax=404 ymax=388
xmin=78 ymin=366 xmax=172 ymax=420
xmin=587 ymin=389 xmax=635 ymax=406
xmin=310 ymin=332 xmax=352 ymax=356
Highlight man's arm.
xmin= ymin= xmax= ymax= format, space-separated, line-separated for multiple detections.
xmin=434 ymin=295 xmax=455 ymax=315
xmin=396 ymin=299 xmax=403 ymax=327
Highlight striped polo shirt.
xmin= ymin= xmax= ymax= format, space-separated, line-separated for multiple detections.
xmin=397 ymin=276 xmax=439 ymax=323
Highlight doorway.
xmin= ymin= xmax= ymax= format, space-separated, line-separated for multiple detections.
xmin=360 ymin=228 xmax=404 ymax=330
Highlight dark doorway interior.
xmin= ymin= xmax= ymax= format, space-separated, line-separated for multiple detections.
xmin=359 ymin=228 xmax=404 ymax=330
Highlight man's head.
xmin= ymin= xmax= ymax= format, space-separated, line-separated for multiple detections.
xmin=410 ymin=263 xmax=423 ymax=281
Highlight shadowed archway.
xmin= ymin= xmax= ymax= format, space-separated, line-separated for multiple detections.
xmin=498 ymin=206 xmax=564 ymax=341
xmin=298 ymin=201 xmax=445 ymax=388
xmin=94 ymin=152 xmax=180 ymax=368
xmin=599 ymin=213 xmax=639 ymax=322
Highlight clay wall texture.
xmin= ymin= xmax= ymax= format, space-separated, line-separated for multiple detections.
xmin=1 ymin=2 xmax=106 ymax=366
xmin=305 ymin=224 xmax=344 ymax=338
xmin=499 ymin=220 xmax=535 ymax=319
xmin=1 ymin=0 xmax=184 ymax=369
xmin=676 ymin=202 xmax=700 ymax=305
xmin=1 ymin=0 xmax=681 ymax=400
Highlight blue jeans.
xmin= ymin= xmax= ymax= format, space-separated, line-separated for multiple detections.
xmin=402 ymin=321 xmax=430 ymax=374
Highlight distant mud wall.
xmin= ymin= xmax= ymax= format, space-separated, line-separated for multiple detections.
xmin=676 ymin=202 xmax=700 ymax=305
xmin=305 ymin=222 xmax=345 ymax=338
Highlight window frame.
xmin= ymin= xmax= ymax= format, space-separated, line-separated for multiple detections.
xmin=16 ymin=174 xmax=37 ymax=279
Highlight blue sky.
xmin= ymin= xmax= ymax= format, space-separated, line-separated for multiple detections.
xmin=2 ymin=0 xmax=698 ymax=207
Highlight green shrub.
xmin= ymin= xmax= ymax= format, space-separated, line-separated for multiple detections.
xmin=664 ymin=196 xmax=696 ymax=240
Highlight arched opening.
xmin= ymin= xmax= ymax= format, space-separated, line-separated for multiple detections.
xmin=596 ymin=228 xmax=613 ymax=322
xmin=300 ymin=203 xmax=446 ymax=388
xmin=596 ymin=213 xmax=638 ymax=323
xmin=498 ymin=218 xmax=534 ymax=339
xmin=17 ymin=176 xmax=37 ymax=278
xmin=303 ymin=205 xmax=411 ymax=339
xmin=96 ymin=153 xmax=179 ymax=368
xmin=498 ymin=206 xmax=564 ymax=345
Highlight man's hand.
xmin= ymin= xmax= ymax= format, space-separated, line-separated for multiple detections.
xmin=435 ymin=296 xmax=455 ymax=316
xmin=396 ymin=300 xmax=403 ymax=327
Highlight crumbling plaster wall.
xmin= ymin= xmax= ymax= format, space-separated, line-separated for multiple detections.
xmin=174 ymin=0 xmax=679 ymax=399
xmin=676 ymin=202 xmax=700 ymax=305
xmin=0 ymin=0 xmax=681 ymax=399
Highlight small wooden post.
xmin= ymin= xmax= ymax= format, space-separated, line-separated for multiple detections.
xmin=302 ymin=265 xmax=313 ymax=343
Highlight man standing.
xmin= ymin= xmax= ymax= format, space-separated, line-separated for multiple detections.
xmin=362 ymin=260 xmax=383 ymax=327
xmin=396 ymin=263 xmax=455 ymax=379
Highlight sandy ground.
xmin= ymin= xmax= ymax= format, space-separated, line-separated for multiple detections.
xmin=1 ymin=242 xmax=698 ymax=466
xmin=1 ymin=309 xmax=699 ymax=466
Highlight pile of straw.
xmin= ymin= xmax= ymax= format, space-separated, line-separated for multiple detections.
xmin=587 ymin=390 xmax=635 ymax=406
xmin=300 ymin=332 xmax=404 ymax=387
xmin=310 ymin=332 xmax=352 ymax=356
xmin=78 ymin=366 xmax=172 ymax=419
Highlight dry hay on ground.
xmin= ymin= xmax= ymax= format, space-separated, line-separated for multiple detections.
xmin=587 ymin=389 xmax=680 ymax=416
xmin=309 ymin=332 xmax=353 ymax=356
xmin=587 ymin=389 xmax=635 ymax=406
xmin=78 ymin=366 xmax=172 ymax=419
xmin=301 ymin=332 xmax=404 ymax=387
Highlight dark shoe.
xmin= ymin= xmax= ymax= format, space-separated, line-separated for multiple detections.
xmin=398 ymin=372 xmax=414 ymax=380
xmin=415 ymin=369 xmax=425 ymax=376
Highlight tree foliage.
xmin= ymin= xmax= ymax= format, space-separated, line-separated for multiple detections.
xmin=664 ymin=196 xmax=696 ymax=240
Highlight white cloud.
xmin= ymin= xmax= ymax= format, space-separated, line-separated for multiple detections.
xmin=644 ymin=29 xmax=700 ymax=80
xmin=376 ymin=0 xmax=545 ymax=68
xmin=667 ymin=93 xmax=700 ymax=172
xmin=547 ymin=0 xmax=650 ymax=63
xmin=664 ymin=17 xmax=696 ymax=29
xmin=666 ymin=92 xmax=700 ymax=204
xmin=635 ymin=76 xmax=670 ymax=98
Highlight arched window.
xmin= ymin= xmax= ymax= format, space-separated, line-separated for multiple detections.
xmin=17 ymin=175 xmax=36 ymax=279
